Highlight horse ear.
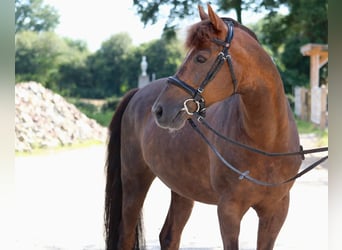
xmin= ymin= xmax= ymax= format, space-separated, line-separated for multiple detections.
xmin=207 ymin=4 xmax=226 ymax=32
xmin=198 ymin=5 xmax=208 ymax=20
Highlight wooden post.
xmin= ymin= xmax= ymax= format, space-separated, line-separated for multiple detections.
xmin=300 ymin=43 xmax=328 ymax=128
xmin=310 ymin=54 xmax=320 ymax=89
xmin=320 ymin=85 xmax=327 ymax=129
xmin=294 ymin=87 xmax=309 ymax=120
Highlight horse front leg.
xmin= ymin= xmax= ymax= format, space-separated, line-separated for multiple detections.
xmin=217 ymin=196 xmax=250 ymax=250
xmin=159 ymin=191 xmax=194 ymax=250
xmin=254 ymin=194 xmax=290 ymax=250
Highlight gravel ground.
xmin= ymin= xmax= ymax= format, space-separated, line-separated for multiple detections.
xmin=14 ymin=134 xmax=327 ymax=250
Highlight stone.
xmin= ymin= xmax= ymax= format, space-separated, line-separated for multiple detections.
xmin=15 ymin=81 xmax=108 ymax=152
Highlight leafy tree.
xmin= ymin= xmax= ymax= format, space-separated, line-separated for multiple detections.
xmin=15 ymin=31 xmax=91 ymax=95
xmin=257 ymin=0 xmax=328 ymax=93
xmin=15 ymin=30 xmax=184 ymax=99
xmin=85 ymin=33 xmax=133 ymax=98
xmin=121 ymin=36 xmax=184 ymax=93
xmin=15 ymin=0 xmax=59 ymax=33
xmin=133 ymin=0 xmax=285 ymax=28
xmin=217 ymin=0 xmax=285 ymax=23
xmin=133 ymin=0 xmax=327 ymax=95
xmin=133 ymin=0 xmax=201 ymax=34
xmin=56 ymin=39 xmax=91 ymax=96
xmin=15 ymin=31 xmax=67 ymax=89
xmin=143 ymin=37 xmax=184 ymax=78
xmin=83 ymin=33 xmax=184 ymax=98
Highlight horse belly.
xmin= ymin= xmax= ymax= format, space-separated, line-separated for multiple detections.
xmin=142 ymin=123 xmax=219 ymax=204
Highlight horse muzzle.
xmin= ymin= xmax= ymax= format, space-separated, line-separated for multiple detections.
xmin=152 ymin=83 xmax=190 ymax=130
xmin=167 ymin=76 xmax=207 ymax=118
xmin=152 ymin=102 xmax=188 ymax=130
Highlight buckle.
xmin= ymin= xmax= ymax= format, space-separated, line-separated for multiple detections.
xmin=181 ymin=98 xmax=201 ymax=115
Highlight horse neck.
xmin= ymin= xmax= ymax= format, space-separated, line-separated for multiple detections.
xmin=235 ymin=62 xmax=294 ymax=150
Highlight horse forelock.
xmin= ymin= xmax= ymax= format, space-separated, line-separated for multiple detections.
xmin=185 ymin=20 xmax=215 ymax=49
xmin=185 ymin=17 xmax=259 ymax=50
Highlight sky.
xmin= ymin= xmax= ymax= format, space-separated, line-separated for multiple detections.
xmin=44 ymin=0 xmax=166 ymax=51
xmin=44 ymin=0 xmax=271 ymax=52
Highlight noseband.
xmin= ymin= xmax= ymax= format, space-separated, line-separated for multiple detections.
xmin=168 ymin=20 xmax=237 ymax=118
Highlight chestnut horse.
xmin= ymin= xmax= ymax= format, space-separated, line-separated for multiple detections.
xmin=105 ymin=5 xmax=302 ymax=250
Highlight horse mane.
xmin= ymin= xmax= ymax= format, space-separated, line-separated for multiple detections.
xmin=222 ymin=17 xmax=259 ymax=42
xmin=185 ymin=17 xmax=259 ymax=49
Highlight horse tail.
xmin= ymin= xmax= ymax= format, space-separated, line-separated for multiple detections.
xmin=104 ymin=88 xmax=143 ymax=250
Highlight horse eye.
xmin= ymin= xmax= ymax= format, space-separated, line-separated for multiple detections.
xmin=196 ymin=55 xmax=207 ymax=63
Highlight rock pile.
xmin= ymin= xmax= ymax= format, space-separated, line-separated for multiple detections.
xmin=15 ymin=81 xmax=108 ymax=152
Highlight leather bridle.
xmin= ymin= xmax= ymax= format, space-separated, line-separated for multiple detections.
xmin=168 ymin=20 xmax=237 ymax=118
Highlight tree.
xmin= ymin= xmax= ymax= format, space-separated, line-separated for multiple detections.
xmin=133 ymin=0 xmax=285 ymax=28
xmin=142 ymin=37 xmax=184 ymax=79
xmin=56 ymin=39 xmax=91 ymax=96
xmin=15 ymin=0 xmax=59 ymax=33
xmin=83 ymin=33 xmax=184 ymax=98
xmin=15 ymin=31 xmax=67 ymax=88
xmin=256 ymin=0 xmax=328 ymax=93
xmin=121 ymin=36 xmax=184 ymax=93
xmin=15 ymin=31 xmax=91 ymax=95
xmin=133 ymin=0 xmax=327 ymax=95
xmin=85 ymin=33 xmax=133 ymax=98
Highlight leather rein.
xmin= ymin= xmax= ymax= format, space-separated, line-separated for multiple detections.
xmin=167 ymin=20 xmax=328 ymax=186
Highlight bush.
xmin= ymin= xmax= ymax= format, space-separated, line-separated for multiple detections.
xmin=73 ymin=101 xmax=99 ymax=113
xmin=87 ymin=110 xmax=114 ymax=127
xmin=101 ymin=96 xmax=122 ymax=112
xmin=69 ymin=97 xmax=118 ymax=127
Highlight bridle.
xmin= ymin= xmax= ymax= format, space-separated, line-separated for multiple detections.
xmin=166 ymin=19 xmax=328 ymax=186
xmin=168 ymin=20 xmax=237 ymax=118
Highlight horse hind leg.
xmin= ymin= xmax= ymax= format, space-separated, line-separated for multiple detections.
xmin=254 ymin=194 xmax=290 ymax=250
xmin=159 ymin=191 xmax=194 ymax=250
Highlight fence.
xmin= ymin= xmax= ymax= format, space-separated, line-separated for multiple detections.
xmin=294 ymin=85 xmax=328 ymax=129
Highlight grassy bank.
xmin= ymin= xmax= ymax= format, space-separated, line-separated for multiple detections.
xmin=16 ymin=103 xmax=327 ymax=157
xmin=68 ymin=96 xmax=120 ymax=127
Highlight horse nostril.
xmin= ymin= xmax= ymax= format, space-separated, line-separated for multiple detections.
xmin=154 ymin=105 xmax=163 ymax=119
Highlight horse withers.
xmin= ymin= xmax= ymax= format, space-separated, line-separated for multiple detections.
xmin=105 ymin=4 xmax=301 ymax=250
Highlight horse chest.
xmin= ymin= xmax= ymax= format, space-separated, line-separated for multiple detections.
xmin=142 ymin=125 xmax=219 ymax=204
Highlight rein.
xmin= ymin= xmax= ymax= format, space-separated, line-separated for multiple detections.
xmin=167 ymin=19 xmax=328 ymax=186
xmin=188 ymin=116 xmax=328 ymax=186
xmin=196 ymin=114 xmax=328 ymax=160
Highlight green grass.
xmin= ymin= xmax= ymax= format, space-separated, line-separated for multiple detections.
xmin=16 ymin=106 xmax=328 ymax=156
xmin=82 ymin=109 xmax=114 ymax=127
xmin=15 ymin=139 xmax=105 ymax=157
xmin=295 ymin=118 xmax=328 ymax=146
xmin=67 ymin=97 xmax=117 ymax=127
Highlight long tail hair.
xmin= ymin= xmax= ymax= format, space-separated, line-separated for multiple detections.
xmin=104 ymin=88 xmax=144 ymax=249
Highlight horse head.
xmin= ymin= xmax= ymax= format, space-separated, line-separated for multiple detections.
xmin=152 ymin=4 xmax=259 ymax=130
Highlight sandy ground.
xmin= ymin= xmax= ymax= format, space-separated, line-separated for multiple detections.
xmin=14 ymin=134 xmax=327 ymax=250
